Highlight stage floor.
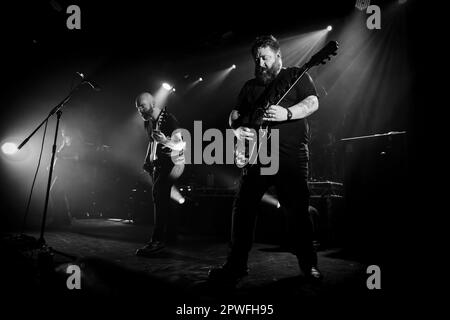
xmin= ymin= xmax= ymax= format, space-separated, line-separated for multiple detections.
xmin=2 ymin=218 xmax=386 ymax=317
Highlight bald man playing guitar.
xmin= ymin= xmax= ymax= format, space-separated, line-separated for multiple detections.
xmin=135 ymin=92 xmax=185 ymax=256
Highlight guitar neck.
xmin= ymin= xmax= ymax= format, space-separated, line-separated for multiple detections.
xmin=274 ymin=65 xmax=309 ymax=106
xmin=147 ymin=110 xmax=164 ymax=162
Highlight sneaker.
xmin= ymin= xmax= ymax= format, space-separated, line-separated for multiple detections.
xmin=300 ymin=264 xmax=323 ymax=281
xmin=135 ymin=241 xmax=165 ymax=256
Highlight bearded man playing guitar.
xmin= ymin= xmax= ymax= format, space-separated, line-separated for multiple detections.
xmin=209 ymin=35 xmax=324 ymax=284
xmin=135 ymin=92 xmax=185 ymax=256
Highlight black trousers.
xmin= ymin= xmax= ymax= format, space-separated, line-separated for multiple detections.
xmin=151 ymin=163 xmax=184 ymax=242
xmin=228 ymin=158 xmax=317 ymax=268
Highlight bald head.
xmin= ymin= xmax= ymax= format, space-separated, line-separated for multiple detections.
xmin=136 ymin=92 xmax=154 ymax=105
xmin=135 ymin=92 xmax=159 ymax=120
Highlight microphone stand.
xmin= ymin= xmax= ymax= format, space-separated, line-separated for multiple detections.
xmin=17 ymin=79 xmax=95 ymax=265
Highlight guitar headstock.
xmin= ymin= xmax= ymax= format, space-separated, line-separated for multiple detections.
xmin=305 ymin=41 xmax=339 ymax=69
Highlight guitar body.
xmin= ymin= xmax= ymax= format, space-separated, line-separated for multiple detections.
xmin=142 ymin=107 xmax=185 ymax=181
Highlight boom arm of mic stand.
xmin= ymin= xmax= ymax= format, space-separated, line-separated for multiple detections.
xmin=17 ymin=83 xmax=83 ymax=150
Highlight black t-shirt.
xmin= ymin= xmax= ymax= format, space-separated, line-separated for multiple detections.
xmin=144 ymin=111 xmax=181 ymax=163
xmin=236 ymin=68 xmax=318 ymax=160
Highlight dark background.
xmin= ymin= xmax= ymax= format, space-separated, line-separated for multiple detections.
xmin=0 ymin=0 xmax=418 ymax=235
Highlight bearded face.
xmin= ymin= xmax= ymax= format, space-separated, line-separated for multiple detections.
xmin=136 ymin=94 xmax=156 ymax=120
xmin=254 ymin=46 xmax=282 ymax=85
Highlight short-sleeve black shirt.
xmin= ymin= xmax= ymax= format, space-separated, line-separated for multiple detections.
xmin=236 ymin=68 xmax=318 ymax=161
xmin=144 ymin=111 xmax=181 ymax=163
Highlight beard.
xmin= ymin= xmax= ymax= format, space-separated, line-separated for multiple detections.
xmin=255 ymin=59 xmax=281 ymax=85
xmin=140 ymin=110 xmax=151 ymax=120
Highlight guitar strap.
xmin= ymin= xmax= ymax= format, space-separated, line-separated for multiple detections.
xmin=144 ymin=107 xmax=166 ymax=139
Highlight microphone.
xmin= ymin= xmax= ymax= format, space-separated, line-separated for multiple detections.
xmin=84 ymin=79 xmax=101 ymax=91
xmin=76 ymin=72 xmax=102 ymax=91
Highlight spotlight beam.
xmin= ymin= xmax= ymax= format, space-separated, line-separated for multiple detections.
xmin=1 ymin=142 xmax=18 ymax=155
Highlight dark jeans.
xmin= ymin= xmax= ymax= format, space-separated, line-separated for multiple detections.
xmin=228 ymin=158 xmax=317 ymax=268
xmin=151 ymin=163 xmax=184 ymax=242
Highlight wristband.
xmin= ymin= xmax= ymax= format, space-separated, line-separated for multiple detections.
xmin=286 ymin=108 xmax=292 ymax=121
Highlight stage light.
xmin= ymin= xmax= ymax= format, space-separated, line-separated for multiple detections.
xmin=327 ymin=25 xmax=333 ymax=31
xmin=2 ymin=142 xmax=18 ymax=155
xmin=199 ymin=77 xmax=203 ymax=82
xmin=162 ymin=83 xmax=172 ymax=90
xmin=261 ymin=193 xmax=279 ymax=208
xmin=171 ymin=186 xmax=185 ymax=204
xmin=172 ymin=88 xmax=176 ymax=92
xmin=231 ymin=64 xmax=236 ymax=69
xmin=279 ymin=30 xmax=329 ymax=67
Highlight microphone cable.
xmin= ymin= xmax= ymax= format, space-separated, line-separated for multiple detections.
xmin=20 ymin=119 xmax=49 ymax=234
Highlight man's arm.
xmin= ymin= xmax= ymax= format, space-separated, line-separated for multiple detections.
xmin=153 ymin=130 xmax=185 ymax=151
xmin=229 ymin=109 xmax=254 ymax=141
xmin=168 ymin=131 xmax=186 ymax=151
xmin=263 ymin=95 xmax=319 ymax=122
xmin=288 ymin=95 xmax=319 ymax=120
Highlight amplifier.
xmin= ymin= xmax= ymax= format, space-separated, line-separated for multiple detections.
xmin=308 ymin=180 xmax=343 ymax=197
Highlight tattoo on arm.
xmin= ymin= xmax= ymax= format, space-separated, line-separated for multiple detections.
xmin=291 ymin=95 xmax=319 ymax=119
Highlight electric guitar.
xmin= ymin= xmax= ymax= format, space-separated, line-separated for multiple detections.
xmin=234 ymin=40 xmax=339 ymax=168
xmin=143 ymin=108 xmax=167 ymax=175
